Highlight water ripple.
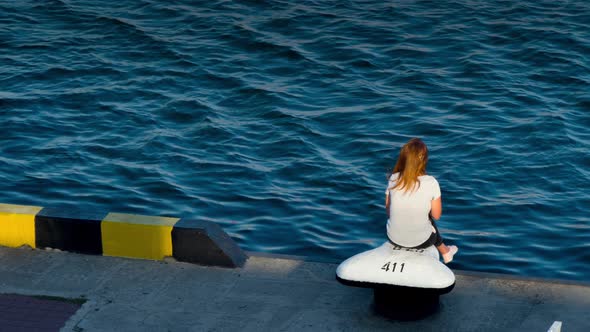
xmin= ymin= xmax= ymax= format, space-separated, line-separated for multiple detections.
xmin=0 ymin=0 xmax=589 ymax=281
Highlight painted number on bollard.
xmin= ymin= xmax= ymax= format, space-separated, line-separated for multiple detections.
xmin=392 ymin=246 xmax=424 ymax=253
xmin=381 ymin=262 xmax=405 ymax=273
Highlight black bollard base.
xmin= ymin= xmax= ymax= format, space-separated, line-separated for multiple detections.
xmin=372 ymin=286 xmax=441 ymax=320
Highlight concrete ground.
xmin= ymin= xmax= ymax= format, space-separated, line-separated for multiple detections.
xmin=0 ymin=246 xmax=588 ymax=332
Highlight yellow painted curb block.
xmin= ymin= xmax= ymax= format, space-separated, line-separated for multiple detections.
xmin=0 ymin=203 xmax=43 ymax=248
xmin=101 ymin=213 xmax=179 ymax=260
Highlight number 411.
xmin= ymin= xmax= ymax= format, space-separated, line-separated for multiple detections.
xmin=381 ymin=262 xmax=405 ymax=273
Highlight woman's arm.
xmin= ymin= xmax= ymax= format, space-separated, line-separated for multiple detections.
xmin=430 ymin=197 xmax=442 ymax=220
xmin=385 ymin=193 xmax=390 ymax=216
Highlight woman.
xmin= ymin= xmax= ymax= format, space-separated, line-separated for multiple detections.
xmin=385 ymin=138 xmax=458 ymax=264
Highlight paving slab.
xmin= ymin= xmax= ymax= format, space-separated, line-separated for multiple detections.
xmin=0 ymin=293 xmax=82 ymax=332
xmin=0 ymin=246 xmax=587 ymax=331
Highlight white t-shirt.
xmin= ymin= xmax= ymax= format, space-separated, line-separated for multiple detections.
xmin=385 ymin=173 xmax=441 ymax=247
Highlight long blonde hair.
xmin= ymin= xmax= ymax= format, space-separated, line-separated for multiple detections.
xmin=391 ymin=138 xmax=428 ymax=192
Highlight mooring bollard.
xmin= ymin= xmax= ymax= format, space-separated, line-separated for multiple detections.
xmin=336 ymin=242 xmax=455 ymax=320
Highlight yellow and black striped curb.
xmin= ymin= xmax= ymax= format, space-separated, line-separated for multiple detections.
xmin=0 ymin=203 xmax=247 ymax=268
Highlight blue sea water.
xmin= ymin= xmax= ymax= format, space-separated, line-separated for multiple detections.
xmin=1 ymin=0 xmax=589 ymax=281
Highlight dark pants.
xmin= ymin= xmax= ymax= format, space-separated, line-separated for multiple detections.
xmin=389 ymin=216 xmax=443 ymax=249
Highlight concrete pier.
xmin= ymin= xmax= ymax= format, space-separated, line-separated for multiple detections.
xmin=0 ymin=246 xmax=588 ymax=331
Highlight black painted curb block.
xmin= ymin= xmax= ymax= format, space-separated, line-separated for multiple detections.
xmin=35 ymin=207 xmax=105 ymax=255
xmin=172 ymin=219 xmax=247 ymax=268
